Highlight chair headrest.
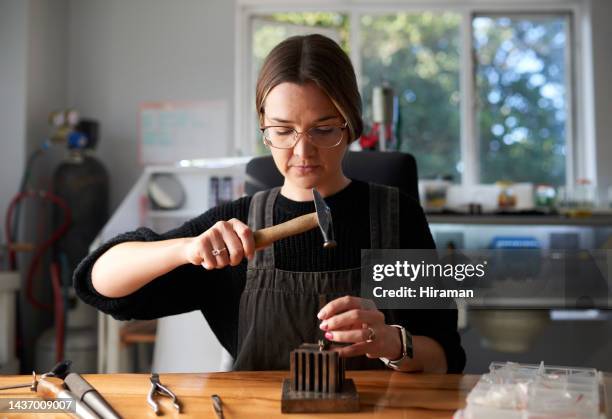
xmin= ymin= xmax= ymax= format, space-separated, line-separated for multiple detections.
xmin=245 ymin=151 xmax=420 ymax=202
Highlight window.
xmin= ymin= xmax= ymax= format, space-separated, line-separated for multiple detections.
xmin=239 ymin=5 xmax=576 ymax=187
xmin=474 ymin=14 xmax=571 ymax=186
xmin=360 ymin=12 xmax=461 ymax=180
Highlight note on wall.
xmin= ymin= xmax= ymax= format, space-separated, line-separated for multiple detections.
xmin=140 ymin=101 xmax=228 ymax=165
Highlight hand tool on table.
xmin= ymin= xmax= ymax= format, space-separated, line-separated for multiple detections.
xmin=0 ymin=360 xmax=72 ymax=392
xmin=253 ymin=188 xmax=337 ymax=250
xmin=0 ymin=361 xmax=99 ymax=419
xmin=211 ymin=394 xmax=224 ymax=419
xmin=36 ymin=375 xmax=102 ymax=419
xmin=147 ymin=373 xmax=181 ymax=415
xmin=44 ymin=360 xmax=73 ymax=379
xmin=0 ymin=371 xmax=38 ymax=391
xmin=65 ymin=372 xmax=122 ymax=419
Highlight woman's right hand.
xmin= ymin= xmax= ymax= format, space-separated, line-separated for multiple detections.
xmin=184 ymin=218 xmax=255 ymax=269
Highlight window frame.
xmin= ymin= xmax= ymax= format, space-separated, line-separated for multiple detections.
xmin=235 ymin=0 xmax=590 ymax=188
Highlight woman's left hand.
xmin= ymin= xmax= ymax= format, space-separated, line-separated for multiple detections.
xmin=318 ymin=296 xmax=402 ymax=360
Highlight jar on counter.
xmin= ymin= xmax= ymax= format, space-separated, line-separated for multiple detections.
xmin=496 ymin=181 xmax=517 ymax=210
xmin=556 ymin=179 xmax=596 ymax=217
xmin=535 ymin=184 xmax=556 ymax=209
xmin=421 ymin=177 xmax=452 ymax=212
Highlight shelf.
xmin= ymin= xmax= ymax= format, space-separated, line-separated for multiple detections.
xmin=427 ymin=214 xmax=612 ymax=226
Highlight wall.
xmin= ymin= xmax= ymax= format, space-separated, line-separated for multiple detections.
xmin=26 ymin=0 xmax=69 ymax=155
xmin=0 ymin=0 xmax=70 ymax=372
xmin=23 ymin=0 xmax=70 ymax=373
xmin=0 ymin=0 xmax=28 ymax=248
xmin=590 ymin=0 xmax=612 ymax=192
xmin=67 ymin=0 xmax=236 ymax=210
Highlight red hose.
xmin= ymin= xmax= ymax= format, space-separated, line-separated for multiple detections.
xmin=50 ymin=261 xmax=65 ymax=362
xmin=4 ymin=190 xmax=71 ymax=310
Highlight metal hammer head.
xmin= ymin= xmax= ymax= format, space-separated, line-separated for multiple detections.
xmin=312 ymin=188 xmax=337 ymax=249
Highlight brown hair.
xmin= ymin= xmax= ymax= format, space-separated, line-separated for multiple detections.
xmin=255 ymin=34 xmax=363 ymax=142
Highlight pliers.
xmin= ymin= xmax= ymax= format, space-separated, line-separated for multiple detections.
xmin=147 ymin=373 xmax=181 ymax=415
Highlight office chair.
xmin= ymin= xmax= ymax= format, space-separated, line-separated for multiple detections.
xmin=245 ymin=151 xmax=420 ymax=202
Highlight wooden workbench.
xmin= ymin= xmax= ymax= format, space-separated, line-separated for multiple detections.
xmin=0 ymin=370 xmax=610 ymax=418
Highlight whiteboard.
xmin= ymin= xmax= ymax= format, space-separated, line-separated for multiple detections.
xmin=139 ymin=101 xmax=228 ymax=165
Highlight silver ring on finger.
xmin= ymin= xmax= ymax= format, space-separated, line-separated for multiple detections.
xmin=366 ymin=327 xmax=376 ymax=343
xmin=211 ymin=247 xmax=227 ymax=256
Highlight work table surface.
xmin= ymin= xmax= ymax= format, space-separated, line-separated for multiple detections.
xmin=0 ymin=370 xmax=610 ymax=418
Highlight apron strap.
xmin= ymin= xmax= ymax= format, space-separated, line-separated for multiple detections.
xmin=369 ymin=183 xmax=400 ymax=249
xmin=247 ymin=187 xmax=280 ymax=269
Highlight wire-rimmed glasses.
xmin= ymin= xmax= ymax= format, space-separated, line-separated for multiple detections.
xmin=260 ymin=122 xmax=348 ymax=149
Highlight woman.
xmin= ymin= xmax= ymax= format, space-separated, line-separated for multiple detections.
xmin=74 ymin=34 xmax=465 ymax=373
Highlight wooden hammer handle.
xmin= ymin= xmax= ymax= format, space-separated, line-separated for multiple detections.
xmin=253 ymin=212 xmax=318 ymax=250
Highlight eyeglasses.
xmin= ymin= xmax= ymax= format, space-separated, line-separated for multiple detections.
xmin=260 ymin=122 xmax=348 ymax=149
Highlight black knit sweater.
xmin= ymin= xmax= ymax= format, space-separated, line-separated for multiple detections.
xmin=73 ymin=179 xmax=466 ymax=373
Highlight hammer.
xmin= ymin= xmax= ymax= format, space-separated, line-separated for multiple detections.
xmin=253 ymin=188 xmax=336 ymax=250
xmin=2 ymin=372 xmax=103 ymax=419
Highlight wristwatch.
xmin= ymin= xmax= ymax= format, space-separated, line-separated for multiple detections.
xmin=380 ymin=325 xmax=413 ymax=370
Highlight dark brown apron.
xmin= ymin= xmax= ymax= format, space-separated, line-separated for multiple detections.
xmin=233 ymin=183 xmax=399 ymax=370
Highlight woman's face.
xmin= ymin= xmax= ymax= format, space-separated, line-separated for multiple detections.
xmin=262 ymin=81 xmax=349 ymax=200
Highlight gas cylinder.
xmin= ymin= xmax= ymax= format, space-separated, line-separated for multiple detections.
xmin=36 ymin=119 xmax=109 ymax=373
xmin=52 ymin=151 xmax=109 ymax=276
